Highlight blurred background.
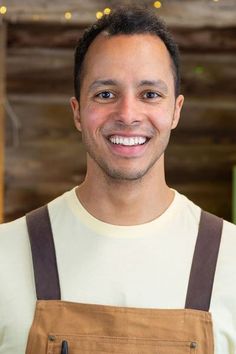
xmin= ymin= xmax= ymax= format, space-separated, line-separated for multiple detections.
xmin=0 ymin=0 xmax=236 ymax=223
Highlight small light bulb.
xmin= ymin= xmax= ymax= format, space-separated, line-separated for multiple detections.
xmin=64 ymin=12 xmax=72 ymax=20
xmin=96 ymin=11 xmax=103 ymax=19
xmin=32 ymin=15 xmax=40 ymax=21
xmin=153 ymin=1 xmax=162 ymax=9
xmin=104 ymin=8 xmax=111 ymax=15
xmin=0 ymin=6 xmax=7 ymax=15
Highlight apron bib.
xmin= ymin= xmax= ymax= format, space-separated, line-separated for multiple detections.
xmin=25 ymin=206 xmax=223 ymax=354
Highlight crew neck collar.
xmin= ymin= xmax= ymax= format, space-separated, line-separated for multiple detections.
xmin=64 ymin=187 xmax=184 ymax=238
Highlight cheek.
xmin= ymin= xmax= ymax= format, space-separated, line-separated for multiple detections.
xmin=80 ymin=104 xmax=105 ymax=132
xmin=150 ymin=105 xmax=174 ymax=131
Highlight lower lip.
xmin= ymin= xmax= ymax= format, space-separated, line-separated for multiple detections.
xmin=107 ymin=140 xmax=148 ymax=157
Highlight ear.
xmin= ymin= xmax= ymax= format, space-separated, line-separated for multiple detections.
xmin=171 ymin=94 xmax=184 ymax=130
xmin=70 ymin=97 xmax=82 ymax=132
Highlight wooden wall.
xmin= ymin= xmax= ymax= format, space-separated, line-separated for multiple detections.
xmin=4 ymin=20 xmax=236 ymax=222
xmin=0 ymin=23 xmax=6 ymax=223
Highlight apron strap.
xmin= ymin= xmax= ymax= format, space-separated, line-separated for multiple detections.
xmin=26 ymin=205 xmax=223 ymax=308
xmin=185 ymin=210 xmax=223 ymax=311
xmin=26 ymin=205 xmax=61 ymax=300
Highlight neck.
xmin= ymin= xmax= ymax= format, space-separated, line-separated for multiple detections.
xmin=76 ymin=157 xmax=174 ymax=226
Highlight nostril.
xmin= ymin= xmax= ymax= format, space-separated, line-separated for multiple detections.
xmin=115 ymin=119 xmax=141 ymax=127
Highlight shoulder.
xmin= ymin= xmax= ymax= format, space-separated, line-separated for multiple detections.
xmin=0 ymin=216 xmax=31 ymax=277
xmin=172 ymin=190 xmax=201 ymax=227
xmin=47 ymin=187 xmax=77 ymax=220
xmin=218 ymin=219 xmax=236 ymax=264
xmin=222 ymin=218 xmax=236 ymax=238
xmin=216 ymin=218 xmax=236 ymax=267
xmin=212 ymin=218 xmax=236 ymax=295
xmin=0 ymin=216 xmax=28 ymax=247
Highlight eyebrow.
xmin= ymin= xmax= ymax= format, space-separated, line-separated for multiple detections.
xmin=89 ymin=80 xmax=118 ymax=91
xmin=89 ymin=79 xmax=169 ymax=94
xmin=138 ymin=80 xmax=169 ymax=94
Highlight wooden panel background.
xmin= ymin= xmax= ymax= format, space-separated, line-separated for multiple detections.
xmin=3 ymin=13 xmax=236 ymax=222
xmin=3 ymin=0 xmax=236 ymax=27
xmin=0 ymin=23 xmax=6 ymax=223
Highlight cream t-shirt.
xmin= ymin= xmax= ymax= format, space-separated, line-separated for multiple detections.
xmin=0 ymin=188 xmax=236 ymax=353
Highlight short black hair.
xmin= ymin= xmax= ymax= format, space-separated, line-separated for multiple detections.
xmin=74 ymin=6 xmax=180 ymax=100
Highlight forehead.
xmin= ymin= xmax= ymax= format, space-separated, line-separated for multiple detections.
xmin=81 ymin=33 xmax=174 ymax=88
xmin=85 ymin=33 xmax=171 ymax=67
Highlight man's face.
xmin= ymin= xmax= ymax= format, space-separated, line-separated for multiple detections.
xmin=71 ymin=33 xmax=184 ymax=181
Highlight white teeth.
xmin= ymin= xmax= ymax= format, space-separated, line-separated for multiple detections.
xmin=109 ymin=136 xmax=147 ymax=146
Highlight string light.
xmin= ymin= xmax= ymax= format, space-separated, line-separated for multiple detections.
xmin=0 ymin=3 xmax=223 ymax=23
xmin=153 ymin=1 xmax=162 ymax=9
xmin=0 ymin=6 xmax=7 ymax=15
xmin=96 ymin=11 xmax=103 ymax=19
xmin=104 ymin=8 xmax=111 ymax=15
xmin=64 ymin=11 xmax=72 ymax=20
xmin=32 ymin=14 xmax=40 ymax=21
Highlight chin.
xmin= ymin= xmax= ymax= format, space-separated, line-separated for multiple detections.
xmin=102 ymin=166 xmax=152 ymax=181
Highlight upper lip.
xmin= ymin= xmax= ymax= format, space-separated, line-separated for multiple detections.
xmin=106 ymin=133 xmax=151 ymax=139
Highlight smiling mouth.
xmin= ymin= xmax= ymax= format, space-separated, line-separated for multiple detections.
xmin=108 ymin=135 xmax=148 ymax=146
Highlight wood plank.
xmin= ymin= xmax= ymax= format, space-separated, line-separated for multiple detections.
xmin=166 ymin=144 xmax=236 ymax=183
xmin=181 ymin=53 xmax=236 ymax=98
xmin=7 ymin=48 xmax=74 ymax=95
xmin=173 ymin=98 xmax=236 ymax=144
xmin=7 ymin=24 xmax=84 ymax=49
xmin=7 ymin=23 xmax=236 ymax=52
xmin=3 ymin=0 xmax=236 ymax=27
xmin=173 ymin=27 xmax=236 ymax=53
xmin=0 ymin=23 xmax=6 ymax=223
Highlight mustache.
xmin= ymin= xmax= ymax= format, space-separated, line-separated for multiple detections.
xmin=101 ymin=121 xmax=155 ymax=137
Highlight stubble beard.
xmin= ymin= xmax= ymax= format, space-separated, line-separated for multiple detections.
xmin=82 ymin=131 xmax=171 ymax=183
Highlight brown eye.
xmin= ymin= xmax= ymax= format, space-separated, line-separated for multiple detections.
xmin=143 ymin=91 xmax=160 ymax=99
xmin=97 ymin=91 xmax=114 ymax=99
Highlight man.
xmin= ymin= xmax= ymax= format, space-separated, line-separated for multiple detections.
xmin=0 ymin=6 xmax=236 ymax=354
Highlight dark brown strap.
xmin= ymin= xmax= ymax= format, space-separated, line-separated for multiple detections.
xmin=185 ymin=210 xmax=223 ymax=311
xmin=26 ymin=205 xmax=61 ymax=300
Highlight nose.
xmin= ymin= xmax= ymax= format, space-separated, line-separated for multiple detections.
xmin=114 ymin=95 xmax=141 ymax=126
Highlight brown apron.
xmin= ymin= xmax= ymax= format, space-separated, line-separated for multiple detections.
xmin=25 ymin=206 xmax=223 ymax=354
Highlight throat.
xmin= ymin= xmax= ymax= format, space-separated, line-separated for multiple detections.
xmin=76 ymin=182 xmax=174 ymax=226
